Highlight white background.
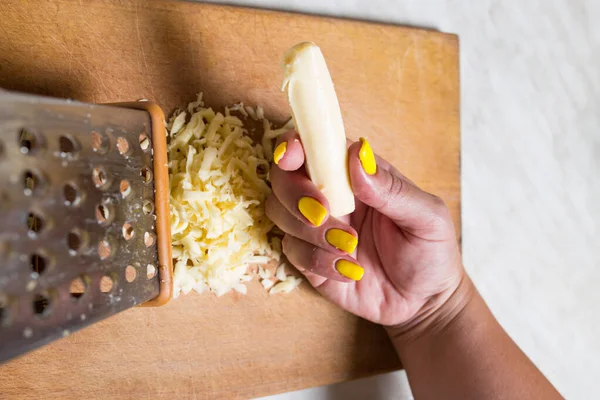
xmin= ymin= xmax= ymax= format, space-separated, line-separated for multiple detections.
xmin=205 ymin=1 xmax=599 ymax=398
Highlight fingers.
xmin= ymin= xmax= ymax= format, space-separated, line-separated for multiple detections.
xmin=270 ymin=161 xmax=330 ymax=227
xmin=266 ymin=194 xmax=358 ymax=255
xmin=348 ymin=138 xmax=453 ymax=238
xmin=282 ymin=235 xmax=364 ymax=282
xmin=273 ymin=130 xmax=304 ymax=171
xmin=268 ymin=138 xmax=363 ymax=282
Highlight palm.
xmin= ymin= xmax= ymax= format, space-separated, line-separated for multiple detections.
xmin=269 ymin=133 xmax=462 ymax=327
xmin=309 ymin=200 xmax=461 ymax=327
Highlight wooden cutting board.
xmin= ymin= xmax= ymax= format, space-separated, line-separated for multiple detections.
xmin=0 ymin=1 xmax=460 ymax=398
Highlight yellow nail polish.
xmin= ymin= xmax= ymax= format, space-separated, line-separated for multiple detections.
xmin=336 ymin=260 xmax=364 ymax=281
xmin=298 ymin=197 xmax=327 ymax=226
xmin=273 ymin=142 xmax=287 ymax=164
xmin=359 ymin=137 xmax=377 ymax=175
xmin=326 ymin=229 xmax=358 ymax=254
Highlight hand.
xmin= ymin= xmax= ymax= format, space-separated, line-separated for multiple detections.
xmin=266 ymin=131 xmax=465 ymax=328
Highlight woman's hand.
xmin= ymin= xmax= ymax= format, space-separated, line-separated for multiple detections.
xmin=266 ymin=131 xmax=465 ymax=328
xmin=267 ymin=131 xmax=563 ymax=399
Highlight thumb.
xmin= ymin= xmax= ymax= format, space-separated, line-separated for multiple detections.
xmin=348 ymin=138 xmax=453 ymax=238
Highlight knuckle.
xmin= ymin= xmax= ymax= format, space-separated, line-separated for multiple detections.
xmin=354 ymin=184 xmax=377 ymax=205
xmin=431 ymin=194 xmax=446 ymax=208
xmin=427 ymin=195 xmax=452 ymax=227
xmin=356 ymin=172 xmax=407 ymax=209
xmin=308 ymin=248 xmax=322 ymax=273
xmin=307 ymin=247 xmax=327 ymax=274
xmin=430 ymin=195 xmax=449 ymax=215
xmin=376 ymin=173 xmax=406 ymax=210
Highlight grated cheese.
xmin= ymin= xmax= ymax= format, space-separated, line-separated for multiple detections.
xmin=261 ymin=279 xmax=275 ymax=290
xmin=168 ymin=94 xmax=300 ymax=297
xmin=269 ymin=276 xmax=303 ymax=294
xmin=258 ymin=266 xmax=272 ymax=280
xmin=275 ymin=263 xmax=287 ymax=281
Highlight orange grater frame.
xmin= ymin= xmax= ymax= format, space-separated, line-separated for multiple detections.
xmin=111 ymin=101 xmax=173 ymax=306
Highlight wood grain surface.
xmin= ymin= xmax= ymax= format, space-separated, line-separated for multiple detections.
xmin=0 ymin=0 xmax=460 ymax=398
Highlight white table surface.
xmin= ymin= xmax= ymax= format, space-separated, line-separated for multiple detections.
xmin=205 ymin=1 xmax=599 ymax=398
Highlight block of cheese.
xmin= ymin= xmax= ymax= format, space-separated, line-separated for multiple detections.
xmin=281 ymin=42 xmax=355 ymax=217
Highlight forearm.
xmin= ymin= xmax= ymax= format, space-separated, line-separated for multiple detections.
xmin=387 ymin=276 xmax=563 ymax=400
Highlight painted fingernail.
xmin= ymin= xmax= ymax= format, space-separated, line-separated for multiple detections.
xmin=273 ymin=142 xmax=287 ymax=164
xmin=359 ymin=137 xmax=377 ymax=175
xmin=336 ymin=260 xmax=364 ymax=281
xmin=298 ymin=197 xmax=327 ymax=227
xmin=326 ymin=229 xmax=358 ymax=254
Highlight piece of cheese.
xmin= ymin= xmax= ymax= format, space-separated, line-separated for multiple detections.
xmin=269 ymin=276 xmax=303 ymax=294
xmin=261 ymin=279 xmax=275 ymax=290
xmin=282 ymin=42 xmax=355 ymax=217
xmin=275 ymin=263 xmax=287 ymax=281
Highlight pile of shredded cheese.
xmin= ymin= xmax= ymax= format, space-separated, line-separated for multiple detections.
xmin=168 ymin=94 xmax=301 ymax=297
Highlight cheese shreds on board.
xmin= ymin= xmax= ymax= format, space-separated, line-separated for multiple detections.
xmin=275 ymin=263 xmax=287 ymax=281
xmin=168 ymin=93 xmax=301 ymax=297
xmin=270 ymin=276 xmax=303 ymax=294
xmin=261 ymin=279 xmax=275 ymax=290
xmin=258 ymin=266 xmax=272 ymax=280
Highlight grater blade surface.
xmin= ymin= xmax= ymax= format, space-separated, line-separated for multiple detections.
xmin=0 ymin=91 xmax=165 ymax=363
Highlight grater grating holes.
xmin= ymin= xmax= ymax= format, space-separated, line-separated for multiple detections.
xmin=119 ymin=180 xmax=131 ymax=198
xmin=140 ymin=167 xmax=152 ymax=184
xmin=95 ymin=204 xmax=112 ymax=225
xmin=92 ymin=166 xmax=110 ymax=189
xmin=32 ymin=290 xmax=54 ymax=318
xmin=125 ymin=265 xmax=136 ymax=283
xmin=116 ymin=137 xmax=130 ymax=157
xmin=0 ymin=93 xmax=166 ymax=363
xmin=63 ymin=183 xmax=81 ymax=206
xmin=18 ymin=128 xmax=37 ymax=155
xmin=58 ymin=136 xmax=78 ymax=159
xmin=30 ymin=253 xmax=47 ymax=275
xmin=69 ymin=276 xmax=88 ymax=300
xmin=100 ymin=275 xmax=115 ymax=293
xmin=91 ymin=130 xmax=109 ymax=154
xmin=143 ymin=232 xmax=155 ymax=247
xmin=122 ymin=222 xmax=134 ymax=241
xmin=26 ymin=212 xmax=44 ymax=236
xmin=67 ymin=228 xmax=87 ymax=255
xmin=146 ymin=264 xmax=156 ymax=279
xmin=97 ymin=239 xmax=112 ymax=260
xmin=142 ymin=199 xmax=154 ymax=215
xmin=139 ymin=133 xmax=150 ymax=151
xmin=23 ymin=170 xmax=41 ymax=196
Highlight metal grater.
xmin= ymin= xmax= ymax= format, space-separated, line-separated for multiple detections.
xmin=0 ymin=91 xmax=172 ymax=363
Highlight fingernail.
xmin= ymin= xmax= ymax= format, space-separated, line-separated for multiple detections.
xmin=326 ymin=229 xmax=358 ymax=254
xmin=336 ymin=260 xmax=364 ymax=281
xmin=359 ymin=137 xmax=377 ymax=175
xmin=273 ymin=142 xmax=287 ymax=164
xmin=298 ymin=197 xmax=327 ymax=226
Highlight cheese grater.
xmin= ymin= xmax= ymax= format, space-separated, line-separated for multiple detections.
xmin=0 ymin=91 xmax=173 ymax=363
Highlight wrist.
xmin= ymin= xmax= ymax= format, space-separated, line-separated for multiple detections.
xmin=385 ymin=272 xmax=476 ymax=354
